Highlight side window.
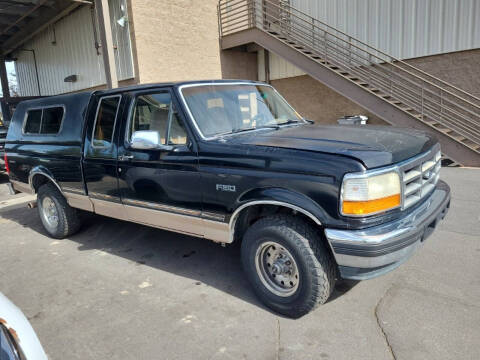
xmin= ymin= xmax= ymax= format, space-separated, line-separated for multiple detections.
xmin=93 ymin=96 xmax=121 ymax=148
xmin=129 ymin=92 xmax=187 ymax=146
xmin=24 ymin=110 xmax=42 ymax=134
xmin=41 ymin=107 xmax=64 ymax=134
xmin=24 ymin=107 xmax=64 ymax=135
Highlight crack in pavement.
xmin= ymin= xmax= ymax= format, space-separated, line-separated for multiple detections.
xmin=276 ymin=318 xmax=281 ymax=360
xmin=375 ymin=285 xmax=397 ymax=360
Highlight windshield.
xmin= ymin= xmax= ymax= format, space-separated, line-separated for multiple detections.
xmin=181 ymin=84 xmax=302 ymax=138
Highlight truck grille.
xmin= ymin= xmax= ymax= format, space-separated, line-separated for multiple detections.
xmin=400 ymin=145 xmax=441 ymax=209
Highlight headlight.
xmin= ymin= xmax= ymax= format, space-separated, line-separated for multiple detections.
xmin=341 ymin=171 xmax=401 ymax=216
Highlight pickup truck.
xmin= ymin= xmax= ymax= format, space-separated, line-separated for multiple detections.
xmin=4 ymin=80 xmax=450 ymax=318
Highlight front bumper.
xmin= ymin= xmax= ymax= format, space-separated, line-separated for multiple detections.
xmin=325 ymin=180 xmax=450 ymax=280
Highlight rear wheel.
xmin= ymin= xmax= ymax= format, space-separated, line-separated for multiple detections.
xmin=37 ymin=183 xmax=81 ymax=239
xmin=241 ymin=215 xmax=336 ymax=318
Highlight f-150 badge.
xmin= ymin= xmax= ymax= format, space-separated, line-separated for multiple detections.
xmin=216 ymin=184 xmax=236 ymax=192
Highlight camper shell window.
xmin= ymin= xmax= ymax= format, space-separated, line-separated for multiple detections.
xmin=23 ymin=106 xmax=65 ymax=135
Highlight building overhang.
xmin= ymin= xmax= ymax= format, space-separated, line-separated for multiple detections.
xmin=0 ymin=0 xmax=88 ymax=58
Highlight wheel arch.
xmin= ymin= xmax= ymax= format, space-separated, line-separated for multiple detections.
xmin=28 ymin=166 xmax=63 ymax=194
xmin=229 ymin=187 xmax=329 ymax=243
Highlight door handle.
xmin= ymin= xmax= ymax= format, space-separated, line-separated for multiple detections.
xmin=119 ymin=154 xmax=134 ymax=161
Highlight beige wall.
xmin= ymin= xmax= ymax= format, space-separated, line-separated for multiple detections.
xmin=128 ymin=0 xmax=257 ymax=83
xmin=271 ymin=75 xmax=388 ymax=126
xmin=221 ymin=49 xmax=257 ymax=80
xmin=405 ymin=49 xmax=480 ymax=99
xmin=271 ymin=49 xmax=480 ymax=126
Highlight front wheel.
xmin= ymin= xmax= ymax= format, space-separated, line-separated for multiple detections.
xmin=241 ymin=215 xmax=336 ymax=318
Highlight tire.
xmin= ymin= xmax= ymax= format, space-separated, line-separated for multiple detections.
xmin=37 ymin=182 xmax=82 ymax=239
xmin=241 ymin=215 xmax=336 ymax=318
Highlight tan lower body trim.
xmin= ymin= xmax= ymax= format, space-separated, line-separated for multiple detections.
xmin=204 ymin=219 xmax=230 ymax=243
xmin=64 ymin=192 xmax=94 ymax=212
xmin=68 ymin=196 xmax=230 ymax=243
xmin=90 ymin=198 xmax=128 ymax=220
xmin=125 ymin=204 xmax=204 ymax=237
xmin=10 ymin=180 xmax=33 ymax=194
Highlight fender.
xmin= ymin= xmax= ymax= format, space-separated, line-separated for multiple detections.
xmin=28 ymin=166 xmax=63 ymax=194
xmin=229 ymin=187 xmax=330 ymax=242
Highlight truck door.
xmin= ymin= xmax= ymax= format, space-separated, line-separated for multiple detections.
xmin=83 ymin=94 xmax=127 ymax=219
xmin=116 ymin=88 xmax=202 ymax=236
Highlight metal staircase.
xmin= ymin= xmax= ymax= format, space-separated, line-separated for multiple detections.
xmin=218 ymin=0 xmax=480 ymax=167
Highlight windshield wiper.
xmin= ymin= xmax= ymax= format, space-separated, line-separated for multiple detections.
xmin=277 ymin=119 xmax=302 ymax=126
xmin=232 ymin=124 xmax=280 ymax=133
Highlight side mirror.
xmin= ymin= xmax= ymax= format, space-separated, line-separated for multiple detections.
xmin=131 ymin=130 xmax=173 ymax=151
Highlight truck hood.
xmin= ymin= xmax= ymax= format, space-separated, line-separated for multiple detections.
xmin=227 ymin=125 xmax=437 ymax=169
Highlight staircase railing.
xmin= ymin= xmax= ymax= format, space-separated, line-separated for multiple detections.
xmin=218 ymin=0 xmax=480 ymax=147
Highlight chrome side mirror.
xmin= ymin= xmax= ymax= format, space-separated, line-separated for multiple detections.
xmin=131 ymin=130 xmax=173 ymax=151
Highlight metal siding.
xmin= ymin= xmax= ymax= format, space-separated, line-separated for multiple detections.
xmin=14 ymin=1 xmax=133 ymax=96
xmin=267 ymin=0 xmax=480 ymax=80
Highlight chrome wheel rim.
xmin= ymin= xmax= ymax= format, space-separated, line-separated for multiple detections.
xmin=41 ymin=197 xmax=59 ymax=229
xmin=255 ymin=241 xmax=300 ymax=297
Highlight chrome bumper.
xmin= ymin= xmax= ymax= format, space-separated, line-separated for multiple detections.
xmin=325 ymin=180 xmax=450 ymax=280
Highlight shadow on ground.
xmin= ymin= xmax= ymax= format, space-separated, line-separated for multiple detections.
xmin=0 ymin=202 xmax=358 ymax=315
xmin=0 ymin=172 xmax=9 ymax=184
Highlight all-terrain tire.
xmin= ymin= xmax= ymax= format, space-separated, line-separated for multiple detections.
xmin=241 ymin=215 xmax=336 ymax=318
xmin=37 ymin=182 xmax=82 ymax=239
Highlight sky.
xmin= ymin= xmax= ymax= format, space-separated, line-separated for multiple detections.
xmin=0 ymin=62 xmax=17 ymax=98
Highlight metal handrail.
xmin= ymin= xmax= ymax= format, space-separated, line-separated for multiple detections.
xmin=223 ymin=0 xmax=480 ymax=104
xmin=218 ymin=0 xmax=480 ymax=147
xmin=256 ymin=5 xmax=480 ymax=122
xmin=223 ymin=0 xmax=480 ymax=107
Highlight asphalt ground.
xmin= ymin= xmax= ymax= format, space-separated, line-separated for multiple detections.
xmin=0 ymin=167 xmax=478 ymax=360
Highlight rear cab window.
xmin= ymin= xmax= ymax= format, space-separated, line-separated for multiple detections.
xmin=92 ymin=96 xmax=121 ymax=148
xmin=23 ymin=106 xmax=64 ymax=135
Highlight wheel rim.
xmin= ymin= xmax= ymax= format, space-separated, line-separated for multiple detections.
xmin=255 ymin=241 xmax=300 ymax=297
xmin=41 ymin=196 xmax=59 ymax=229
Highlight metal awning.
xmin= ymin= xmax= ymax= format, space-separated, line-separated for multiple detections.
xmin=0 ymin=0 xmax=88 ymax=57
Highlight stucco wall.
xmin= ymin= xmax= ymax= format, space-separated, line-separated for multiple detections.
xmin=271 ymin=75 xmax=387 ymax=125
xmin=270 ymin=49 xmax=480 ymax=126
xmin=405 ymin=49 xmax=480 ymax=99
xmin=221 ymin=50 xmax=258 ymax=80
xmin=128 ymin=0 xmax=257 ymax=83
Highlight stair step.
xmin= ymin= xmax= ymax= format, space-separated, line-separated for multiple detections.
xmin=423 ymin=118 xmax=437 ymax=124
xmin=358 ymin=82 xmax=369 ymax=86
xmin=439 ymin=127 xmax=454 ymax=134
xmin=340 ymin=71 xmax=349 ymax=75
xmin=451 ymin=134 xmax=467 ymax=142
xmin=370 ymin=88 xmax=381 ymax=92
xmin=430 ymin=122 xmax=456 ymax=135
xmin=380 ymin=94 xmax=391 ymax=98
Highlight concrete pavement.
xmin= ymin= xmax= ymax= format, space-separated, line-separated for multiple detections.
xmin=0 ymin=168 xmax=478 ymax=360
